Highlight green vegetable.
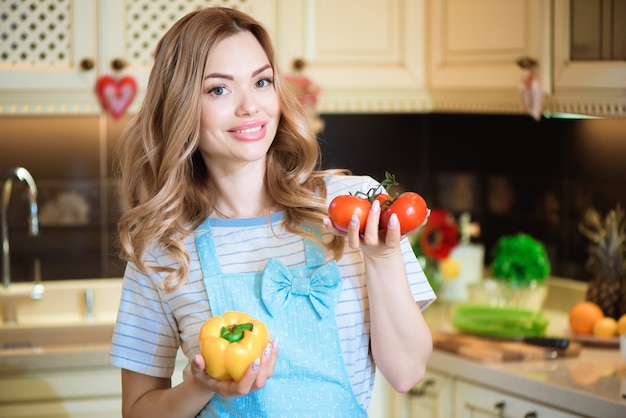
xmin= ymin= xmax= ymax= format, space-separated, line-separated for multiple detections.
xmin=491 ymin=233 xmax=550 ymax=286
xmin=451 ymin=303 xmax=549 ymax=338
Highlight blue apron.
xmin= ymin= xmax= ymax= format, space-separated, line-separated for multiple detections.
xmin=194 ymin=218 xmax=367 ymax=417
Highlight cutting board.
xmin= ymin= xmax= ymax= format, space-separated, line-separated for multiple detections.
xmin=433 ymin=331 xmax=582 ymax=362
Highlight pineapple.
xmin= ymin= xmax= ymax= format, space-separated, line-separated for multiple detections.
xmin=579 ymin=204 xmax=626 ymax=319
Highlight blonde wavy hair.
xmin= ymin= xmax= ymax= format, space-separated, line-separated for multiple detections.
xmin=116 ymin=7 xmax=346 ymax=291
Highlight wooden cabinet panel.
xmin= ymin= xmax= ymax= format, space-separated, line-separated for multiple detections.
xmin=0 ymin=0 xmax=98 ymax=114
xmin=277 ymin=0 xmax=429 ymax=112
xmin=428 ymin=0 xmax=551 ymax=89
xmin=551 ymin=0 xmax=626 ymax=116
xmin=553 ymin=0 xmax=626 ymax=91
xmin=455 ymin=379 xmax=586 ymax=418
xmin=0 ymin=354 xmax=187 ymax=418
xmin=0 ymin=0 xmax=276 ymax=115
xmin=406 ymin=369 xmax=453 ymax=418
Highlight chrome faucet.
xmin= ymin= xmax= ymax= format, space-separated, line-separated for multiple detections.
xmin=1 ymin=167 xmax=39 ymax=288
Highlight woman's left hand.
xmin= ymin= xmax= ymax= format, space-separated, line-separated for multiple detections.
xmin=325 ymin=199 xmax=402 ymax=252
xmin=191 ymin=339 xmax=278 ymax=398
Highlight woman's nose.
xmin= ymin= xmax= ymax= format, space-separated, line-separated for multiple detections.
xmin=236 ymin=91 xmax=258 ymax=116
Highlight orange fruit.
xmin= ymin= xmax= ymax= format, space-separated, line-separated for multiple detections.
xmin=592 ymin=316 xmax=617 ymax=338
xmin=568 ymin=301 xmax=604 ymax=335
xmin=616 ymin=314 xmax=626 ymax=335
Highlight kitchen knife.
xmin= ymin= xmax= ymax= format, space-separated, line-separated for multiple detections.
xmin=453 ymin=332 xmax=570 ymax=349
xmin=469 ymin=334 xmax=570 ymax=349
xmin=518 ymin=336 xmax=569 ymax=349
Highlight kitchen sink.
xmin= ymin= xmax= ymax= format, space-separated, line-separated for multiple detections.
xmin=0 ymin=278 xmax=121 ymax=324
xmin=0 ymin=279 xmax=121 ymax=373
xmin=0 ymin=321 xmax=114 ymax=351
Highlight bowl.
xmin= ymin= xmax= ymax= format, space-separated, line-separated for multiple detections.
xmin=468 ymin=279 xmax=548 ymax=312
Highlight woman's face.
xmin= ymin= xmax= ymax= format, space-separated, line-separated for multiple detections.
xmin=198 ymin=31 xmax=280 ymax=174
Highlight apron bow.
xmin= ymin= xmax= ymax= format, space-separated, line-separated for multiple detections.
xmin=261 ymin=258 xmax=342 ymax=319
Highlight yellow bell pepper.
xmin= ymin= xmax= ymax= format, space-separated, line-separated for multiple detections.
xmin=199 ymin=311 xmax=270 ymax=382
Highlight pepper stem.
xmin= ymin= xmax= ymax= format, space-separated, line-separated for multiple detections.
xmin=220 ymin=323 xmax=254 ymax=343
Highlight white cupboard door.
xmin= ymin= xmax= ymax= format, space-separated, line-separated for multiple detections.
xmin=0 ymin=0 xmax=98 ymax=114
xmin=406 ymin=369 xmax=453 ymax=418
xmin=0 ymin=0 xmax=277 ymax=115
xmin=551 ymin=0 xmax=626 ymax=117
xmin=553 ymin=0 xmax=626 ymax=91
xmin=455 ymin=380 xmax=586 ymax=418
xmin=428 ymin=0 xmax=551 ymax=90
xmin=98 ymin=0 xmax=278 ymax=115
xmin=277 ymin=0 xmax=429 ymax=112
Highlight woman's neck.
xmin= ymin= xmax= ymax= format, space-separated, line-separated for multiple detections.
xmin=209 ymin=167 xmax=277 ymax=218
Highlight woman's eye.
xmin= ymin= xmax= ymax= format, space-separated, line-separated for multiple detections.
xmin=256 ymin=78 xmax=273 ymax=88
xmin=208 ymin=85 xmax=228 ymax=96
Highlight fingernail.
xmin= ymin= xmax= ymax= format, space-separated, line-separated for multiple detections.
xmin=272 ymin=338 xmax=279 ymax=351
xmin=323 ymin=217 xmax=329 ymax=227
xmin=350 ymin=214 xmax=359 ymax=227
xmin=251 ymin=358 xmax=260 ymax=372
xmin=264 ymin=343 xmax=272 ymax=358
xmin=389 ymin=213 xmax=399 ymax=227
xmin=371 ymin=199 xmax=380 ymax=212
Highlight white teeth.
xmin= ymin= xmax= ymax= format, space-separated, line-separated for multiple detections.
xmin=235 ymin=126 xmax=262 ymax=134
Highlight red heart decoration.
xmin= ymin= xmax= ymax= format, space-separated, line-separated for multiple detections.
xmin=95 ymin=75 xmax=137 ymax=119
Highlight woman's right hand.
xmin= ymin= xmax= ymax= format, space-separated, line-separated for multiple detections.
xmin=191 ymin=339 xmax=278 ymax=397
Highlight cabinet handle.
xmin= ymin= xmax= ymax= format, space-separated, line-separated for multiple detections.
xmin=408 ymin=378 xmax=435 ymax=397
xmin=80 ymin=58 xmax=95 ymax=71
xmin=111 ymin=58 xmax=128 ymax=71
xmin=524 ymin=412 xmax=537 ymax=418
xmin=494 ymin=401 xmax=506 ymax=417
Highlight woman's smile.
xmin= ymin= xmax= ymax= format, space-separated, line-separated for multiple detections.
xmin=229 ymin=121 xmax=267 ymax=141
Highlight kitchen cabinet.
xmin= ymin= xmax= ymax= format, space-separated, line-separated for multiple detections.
xmin=277 ymin=0 xmax=429 ymax=113
xmin=0 ymin=353 xmax=187 ymax=418
xmin=454 ymin=379 xmax=587 ymax=418
xmin=427 ymin=0 xmax=626 ymax=117
xmin=393 ymin=368 xmax=591 ymax=418
xmin=2 ymin=0 xmax=623 ymax=117
xmin=0 ymin=0 xmax=277 ymax=115
xmin=427 ymin=0 xmax=551 ymax=114
xmin=405 ymin=369 xmax=453 ymax=418
xmin=551 ymin=0 xmax=626 ymax=117
xmin=0 ymin=0 xmax=428 ymax=115
xmin=0 ymin=366 xmax=122 ymax=418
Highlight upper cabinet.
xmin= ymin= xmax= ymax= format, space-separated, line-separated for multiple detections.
xmin=276 ymin=0 xmax=429 ymax=113
xmin=0 ymin=0 xmax=99 ymax=114
xmin=0 ymin=0 xmax=277 ymax=115
xmin=427 ymin=0 xmax=626 ymax=118
xmin=0 ymin=0 xmax=428 ymax=115
xmin=1 ymin=0 xmax=624 ymax=117
xmin=427 ymin=0 xmax=551 ymax=114
xmin=552 ymin=0 xmax=626 ymax=117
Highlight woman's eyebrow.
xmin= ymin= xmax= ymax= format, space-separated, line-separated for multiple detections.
xmin=204 ymin=64 xmax=272 ymax=81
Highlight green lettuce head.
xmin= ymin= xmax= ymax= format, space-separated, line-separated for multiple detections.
xmin=491 ymin=233 xmax=551 ymax=286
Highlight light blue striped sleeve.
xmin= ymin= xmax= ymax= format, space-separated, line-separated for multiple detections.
xmin=109 ymin=256 xmax=180 ymax=378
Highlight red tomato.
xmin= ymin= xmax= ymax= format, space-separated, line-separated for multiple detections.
xmin=380 ymin=192 xmax=429 ymax=235
xmin=374 ymin=193 xmax=393 ymax=209
xmin=328 ymin=195 xmax=371 ymax=233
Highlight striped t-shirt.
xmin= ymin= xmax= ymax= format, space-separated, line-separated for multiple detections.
xmin=109 ymin=174 xmax=436 ymax=408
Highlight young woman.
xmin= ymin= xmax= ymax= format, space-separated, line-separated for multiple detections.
xmin=110 ymin=6 xmax=435 ymax=417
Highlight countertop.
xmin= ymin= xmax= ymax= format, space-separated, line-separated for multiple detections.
xmin=423 ymin=301 xmax=626 ymax=418
xmin=2 ymin=278 xmax=626 ymax=417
